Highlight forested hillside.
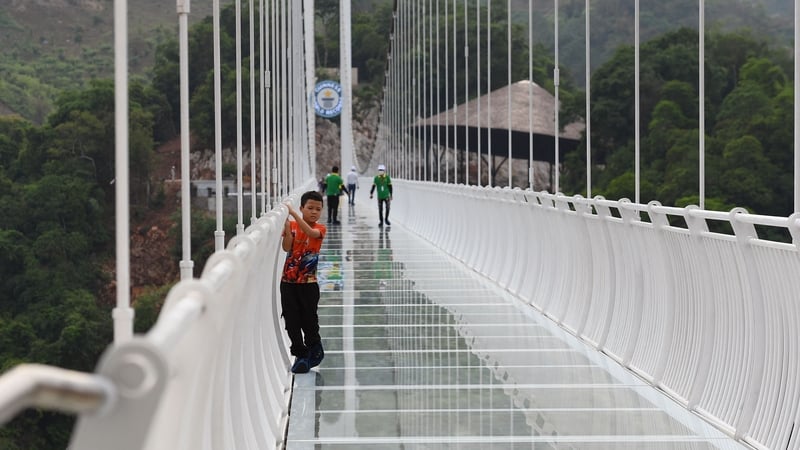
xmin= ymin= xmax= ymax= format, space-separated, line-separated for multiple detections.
xmin=560 ymin=27 xmax=795 ymax=221
xmin=523 ymin=0 xmax=793 ymax=84
xmin=0 ymin=2 xmax=391 ymax=447
xmin=0 ymin=0 xmax=797 ymax=447
xmin=0 ymin=0 xmax=215 ymax=123
xmin=1 ymin=0 xmax=787 ymax=123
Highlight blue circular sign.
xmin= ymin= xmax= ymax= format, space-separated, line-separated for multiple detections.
xmin=314 ymin=80 xmax=343 ymax=118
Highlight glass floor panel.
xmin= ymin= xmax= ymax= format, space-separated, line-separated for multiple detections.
xmin=284 ymin=198 xmax=745 ymax=450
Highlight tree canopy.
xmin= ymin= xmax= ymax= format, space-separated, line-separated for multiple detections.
xmin=561 ymin=27 xmax=794 ymax=217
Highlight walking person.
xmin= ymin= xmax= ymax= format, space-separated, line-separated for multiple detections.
xmin=325 ymin=166 xmax=347 ymax=224
xmin=280 ymin=191 xmax=327 ymax=374
xmin=369 ymin=164 xmax=393 ymax=227
xmin=346 ymin=166 xmax=359 ymax=205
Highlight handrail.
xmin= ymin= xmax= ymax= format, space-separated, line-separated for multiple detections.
xmin=0 ymin=185 xmax=310 ymax=449
xmin=392 ymin=180 xmax=800 ymax=450
xmin=0 ymin=364 xmax=114 ymax=425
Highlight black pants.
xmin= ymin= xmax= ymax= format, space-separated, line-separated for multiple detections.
xmin=378 ymin=198 xmax=390 ymax=223
xmin=280 ymin=282 xmax=321 ymax=358
xmin=327 ymin=195 xmax=340 ymax=222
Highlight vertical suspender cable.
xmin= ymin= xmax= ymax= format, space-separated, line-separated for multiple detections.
xmin=423 ymin=0 xmax=428 ymax=181
xmin=295 ymin=0 xmax=300 ymax=182
xmin=235 ymin=0 xmax=244 ymax=234
xmin=453 ymin=0 xmax=458 ymax=185
xmin=635 ymin=0 xmax=640 ymax=204
xmin=399 ymin=4 xmax=404 ymax=178
xmin=401 ymin=2 xmax=406 ymax=179
xmin=586 ymin=0 xmax=591 ymax=198
xmin=392 ymin=27 xmax=396 ymax=174
xmin=178 ymin=0 xmax=195 ymax=278
xmin=436 ymin=0 xmax=441 ymax=182
xmin=249 ymin=0 xmax=257 ymax=223
xmin=290 ymin=1 xmax=296 ymax=186
xmin=553 ymin=0 xmax=560 ymax=193
xmin=405 ymin=1 xmax=409 ymax=179
xmin=477 ymin=0 xmax=481 ymax=187
xmin=407 ymin=1 xmax=411 ymax=179
xmin=417 ymin=0 xmax=422 ymax=181
xmin=341 ymin=0 xmax=355 ymax=174
xmin=391 ymin=15 xmax=394 ymax=175
xmin=295 ymin=1 xmax=301 ymax=184
xmin=302 ymin=2 xmax=310 ymax=179
xmin=281 ymin=0 xmax=288 ymax=194
xmin=699 ymin=0 xmax=705 ymax=209
xmin=508 ymin=0 xmax=512 ymax=187
xmin=464 ymin=0 xmax=469 ymax=185
xmin=426 ymin=0 xmax=431 ymax=181
xmin=385 ymin=25 xmax=389 ymax=173
xmin=304 ymin=0 xmax=316 ymax=181
xmin=287 ymin=1 xmax=294 ymax=188
xmin=404 ymin=0 xmax=409 ymax=179
xmin=297 ymin=4 xmax=304 ymax=180
xmin=445 ymin=0 xmax=450 ymax=184
xmin=298 ymin=4 xmax=304 ymax=179
xmin=276 ymin=0 xmax=283 ymax=194
xmin=796 ymin=0 xmax=799 ymax=212
xmin=287 ymin=0 xmax=293 ymax=185
xmin=428 ymin=0 xmax=439 ymax=181
xmin=271 ymin=0 xmax=278 ymax=200
xmin=478 ymin=1 xmax=494 ymax=186
xmin=113 ymin=0 xmax=133 ymax=341
xmin=528 ymin=0 xmax=534 ymax=190
xmin=397 ymin=14 xmax=400 ymax=174
xmin=213 ymin=0 xmax=224 ymax=250
xmin=411 ymin=0 xmax=416 ymax=180
xmin=268 ymin=0 xmax=274 ymax=200
xmin=260 ymin=0 xmax=267 ymax=212
xmin=403 ymin=2 xmax=407 ymax=179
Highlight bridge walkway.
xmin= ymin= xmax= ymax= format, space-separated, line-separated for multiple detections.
xmin=284 ymin=187 xmax=744 ymax=449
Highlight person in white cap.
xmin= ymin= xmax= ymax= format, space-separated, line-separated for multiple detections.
xmin=346 ymin=166 xmax=358 ymax=205
xmin=369 ymin=164 xmax=393 ymax=226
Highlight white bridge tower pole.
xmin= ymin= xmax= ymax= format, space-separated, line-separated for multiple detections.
xmin=340 ymin=0 xmax=355 ymax=172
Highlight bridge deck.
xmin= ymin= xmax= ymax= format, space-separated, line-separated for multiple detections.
xmin=284 ymin=188 xmax=744 ymax=449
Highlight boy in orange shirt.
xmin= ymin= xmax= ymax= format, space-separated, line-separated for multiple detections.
xmin=281 ymin=191 xmax=327 ymax=373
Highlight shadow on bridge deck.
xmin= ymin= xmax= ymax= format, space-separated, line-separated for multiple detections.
xmin=284 ymin=188 xmax=745 ymax=450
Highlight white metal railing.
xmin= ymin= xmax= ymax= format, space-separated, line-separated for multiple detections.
xmin=0 ymin=188 xmax=313 ymax=449
xmin=392 ymin=180 xmax=800 ymax=450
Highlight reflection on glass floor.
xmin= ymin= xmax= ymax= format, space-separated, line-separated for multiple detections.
xmin=285 ymin=199 xmax=746 ymax=450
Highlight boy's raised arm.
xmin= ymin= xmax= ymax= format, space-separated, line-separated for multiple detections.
xmin=284 ymin=202 xmax=322 ymax=239
xmin=281 ymin=218 xmax=293 ymax=251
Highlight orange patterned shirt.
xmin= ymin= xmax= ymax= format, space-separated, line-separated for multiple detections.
xmin=281 ymin=221 xmax=326 ymax=283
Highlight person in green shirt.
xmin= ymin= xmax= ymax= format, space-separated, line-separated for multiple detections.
xmin=325 ymin=166 xmax=347 ymax=224
xmin=369 ymin=164 xmax=393 ymax=227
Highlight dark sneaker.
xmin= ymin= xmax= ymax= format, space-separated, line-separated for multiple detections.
xmin=291 ymin=357 xmax=310 ymax=374
xmin=385 ymin=219 xmax=391 ymax=225
xmin=308 ymin=342 xmax=325 ymax=368
xmin=379 ymin=221 xmax=383 ymax=227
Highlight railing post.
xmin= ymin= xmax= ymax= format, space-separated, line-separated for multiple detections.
xmin=728 ymin=207 xmax=767 ymax=440
xmin=617 ymin=199 xmax=643 ymax=366
xmin=69 ymin=339 xmax=168 ymax=449
xmin=683 ymin=205 xmax=714 ymax=410
xmin=570 ymin=194 xmax=594 ymax=336
xmin=646 ymin=201 xmax=675 ymax=385
xmin=590 ymin=196 xmax=616 ymax=349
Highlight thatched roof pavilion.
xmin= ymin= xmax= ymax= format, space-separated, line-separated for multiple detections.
xmin=410 ymin=80 xmax=584 ymax=164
